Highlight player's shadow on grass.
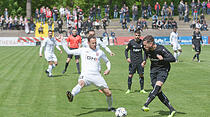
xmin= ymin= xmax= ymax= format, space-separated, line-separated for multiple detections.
xmin=75 ymin=107 xmax=108 ymax=116
xmin=80 ymin=88 xmax=124 ymax=94
xmin=145 ymin=110 xmax=186 ymax=117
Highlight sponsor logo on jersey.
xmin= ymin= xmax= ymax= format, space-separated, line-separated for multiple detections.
xmin=87 ymin=56 xmax=98 ymax=61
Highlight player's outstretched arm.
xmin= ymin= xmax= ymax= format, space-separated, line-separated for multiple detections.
xmin=160 ymin=47 xmax=176 ymax=62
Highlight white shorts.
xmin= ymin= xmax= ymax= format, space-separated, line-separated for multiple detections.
xmin=78 ymin=74 xmax=109 ymax=89
xmin=173 ymin=44 xmax=181 ymax=51
xmin=45 ymin=53 xmax=57 ymax=62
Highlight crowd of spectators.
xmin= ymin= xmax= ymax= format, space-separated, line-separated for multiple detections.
xmin=0 ymin=0 xmax=210 ymax=35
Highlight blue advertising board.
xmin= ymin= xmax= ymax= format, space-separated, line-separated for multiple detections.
xmin=154 ymin=36 xmax=208 ymax=45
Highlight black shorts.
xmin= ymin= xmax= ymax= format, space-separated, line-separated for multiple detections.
xmin=129 ymin=63 xmax=144 ymax=75
xmin=194 ymin=45 xmax=201 ymax=52
xmin=150 ymin=69 xmax=169 ymax=87
xmin=67 ymin=48 xmax=80 ymax=59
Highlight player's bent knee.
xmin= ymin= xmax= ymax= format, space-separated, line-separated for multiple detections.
xmin=156 ymin=81 xmax=163 ymax=86
xmin=78 ymin=80 xmax=85 ymax=87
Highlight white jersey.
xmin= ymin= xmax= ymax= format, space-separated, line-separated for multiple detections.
xmin=61 ymin=41 xmax=111 ymax=76
xmin=39 ymin=37 xmax=61 ymax=55
xmin=170 ymin=32 xmax=179 ymax=45
xmin=82 ymin=37 xmax=112 ymax=54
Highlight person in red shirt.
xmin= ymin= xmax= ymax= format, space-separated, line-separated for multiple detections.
xmin=62 ymin=29 xmax=82 ymax=74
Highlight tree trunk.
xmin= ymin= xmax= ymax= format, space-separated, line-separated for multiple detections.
xmin=26 ymin=0 xmax=31 ymax=18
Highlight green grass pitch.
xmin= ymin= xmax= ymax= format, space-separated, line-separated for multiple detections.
xmin=0 ymin=45 xmax=209 ymax=117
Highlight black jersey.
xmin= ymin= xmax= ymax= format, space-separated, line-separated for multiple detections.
xmin=125 ymin=39 xmax=144 ymax=64
xmin=192 ymin=31 xmax=203 ymax=46
xmin=144 ymin=45 xmax=175 ymax=73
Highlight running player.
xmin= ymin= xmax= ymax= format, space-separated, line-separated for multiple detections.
xmin=141 ymin=35 xmax=176 ymax=117
xmin=62 ymin=29 xmax=82 ymax=74
xmin=170 ymin=28 xmax=182 ymax=62
xmin=125 ymin=30 xmax=147 ymax=94
xmin=59 ymin=35 xmax=115 ymax=112
xmin=192 ymin=28 xmax=204 ymax=62
xmin=39 ymin=30 xmax=62 ymax=77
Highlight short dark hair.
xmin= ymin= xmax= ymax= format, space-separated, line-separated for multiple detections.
xmin=135 ymin=29 xmax=141 ymax=34
xmin=48 ymin=30 xmax=52 ymax=33
xmin=88 ymin=36 xmax=96 ymax=42
xmin=143 ymin=35 xmax=155 ymax=44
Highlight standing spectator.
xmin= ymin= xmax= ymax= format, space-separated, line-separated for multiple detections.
xmin=114 ymin=5 xmax=118 ymax=19
xmin=24 ymin=17 xmax=29 ymax=34
xmin=89 ymin=8 xmax=93 ymax=21
xmin=40 ymin=6 xmax=46 ymax=24
xmin=184 ymin=2 xmax=189 ymax=22
xmin=148 ymin=4 xmax=152 ymax=17
xmin=92 ymin=4 xmax=96 ymax=20
xmin=4 ymin=8 xmax=8 ymax=19
xmin=170 ymin=2 xmax=174 ymax=16
xmin=119 ymin=7 xmax=124 ymax=23
xmin=125 ymin=7 xmax=130 ymax=23
xmin=57 ymin=18 xmax=63 ymax=33
xmin=105 ymin=5 xmax=110 ymax=19
xmin=35 ymin=8 xmax=40 ymax=23
xmin=207 ymin=0 xmax=210 ymax=15
xmin=132 ymin=3 xmax=138 ymax=21
xmin=46 ymin=8 xmax=52 ymax=21
xmin=178 ymin=1 xmax=184 ymax=21
xmin=202 ymin=1 xmax=207 ymax=14
xmin=197 ymin=0 xmax=202 ymax=15
xmin=155 ymin=2 xmax=161 ymax=16
xmin=29 ymin=17 xmax=35 ymax=32
xmin=110 ymin=31 xmax=117 ymax=44
xmin=52 ymin=7 xmax=58 ymax=23
xmin=191 ymin=0 xmax=196 ymax=16
xmin=163 ymin=1 xmax=168 ymax=9
xmin=193 ymin=6 xmax=198 ymax=21
xmin=19 ymin=16 xmax=24 ymax=30
xmin=48 ymin=18 xmax=53 ymax=31
xmin=59 ymin=6 xmax=65 ymax=20
xmin=97 ymin=6 xmax=101 ymax=20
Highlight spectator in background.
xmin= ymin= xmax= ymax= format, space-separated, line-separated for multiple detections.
xmin=171 ymin=20 xmax=178 ymax=29
xmin=155 ymin=2 xmax=161 ymax=16
xmin=184 ymin=2 xmax=189 ymax=22
xmin=114 ymin=5 xmax=118 ymax=19
xmin=152 ymin=14 xmax=158 ymax=29
xmin=201 ymin=20 xmax=208 ymax=31
xmin=4 ymin=8 xmax=8 ymax=19
xmin=29 ymin=17 xmax=35 ymax=32
xmin=170 ymin=2 xmax=174 ymax=16
xmin=132 ymin=3 xmax=138 ymax=21
xmin=59 ymin=6 xmax=65 ymax=20
xmin=200 ymin=13 xmax=205 ymax=24
xmin=207 ymin=0 xmax=210 ymax=15
xmin=122 ymin=18 xmax=127 ymax=30
xmin=125 ymin=7 xmax=130 ymax=23
xmin=92 ymin=4 xmax=96 ymax=20
xmin=193 ymin=6 xmax=198 ymax=21
xmin=97 ymin=6 xmax=101 ymax=20
xmin=103 ymin=31 xmax=109 ymax=45
xmin=191 ymin=0 xmax=196 ymax=16
xmin=48 ymin=18 xmax=53 ymax=31
xmin=24 ymin=17 xmax=29 ymax=34
xmin=202 ymin=1 xmax=207 ymax=14
xmin=46 ymin=8 xmax=52 ymax=21
xmin=178 ymin=1 xmax=184 ymax=21
xmin=110 ymin=31 xmax=117 ymax=44
xmin=57 ymin=18 xmax=63 ymax=33
xmin=52 ymin=7 xmax=58 ymax=23
xmin=197 ymin=0 xmax=202 ymax=15
xmin=148 ymin=4 xmax=152 ymax=17
xmin=128 ymin=22 xmax=136 ymax=32
xmin=35 ymin=8 xmax=40 ymax=23
xmin=119 ymin=7 xmax=124 ymax=23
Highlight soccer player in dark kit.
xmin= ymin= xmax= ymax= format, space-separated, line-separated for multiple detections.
xmin=125 ymin=30 xmax=147 ymax=94
xmin=141 ymin=35 xmax=176 ymax=117
xmin=192 ymin=28 xmax=204 ymax=62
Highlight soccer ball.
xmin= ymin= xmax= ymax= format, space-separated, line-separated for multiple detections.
xmin=115 ymin=107 xmax=127 ymax=117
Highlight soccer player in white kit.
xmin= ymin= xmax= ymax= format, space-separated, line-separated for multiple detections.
xmin=39 ymin=30 xmax=62 ymax=77
xmin=170 ymin=28 xmax=182 ymax=62
xmin=59 ymin=35 xmax=115 ymax=112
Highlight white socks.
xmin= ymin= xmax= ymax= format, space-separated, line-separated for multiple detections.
xmin=106 ymin=95 xmax=113 ymax=109
xmin=174 ymin=52 xmax=177 ymax=60
xmin=178 ymin=51 xmax=181 ymax=57
xmin=48 ymin=65 xmax=53 ymax=75
xmin=71 ymin=84 xmax=82 ymax=96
